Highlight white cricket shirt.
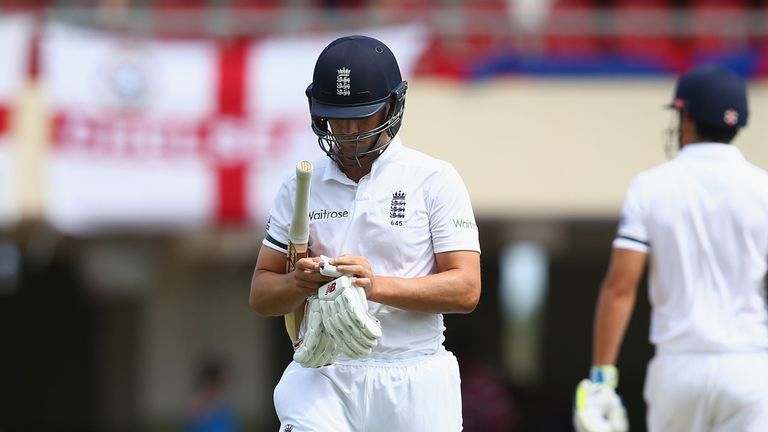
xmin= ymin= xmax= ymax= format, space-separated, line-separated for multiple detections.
xmin=615 ymin=143 xmax=768 ymax=353
xmin=264 ymin=136 xmax=481 ymax=360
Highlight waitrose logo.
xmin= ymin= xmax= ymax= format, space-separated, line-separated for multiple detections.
xmin=309 ymin=209 xmax=349 ymax=220
xmin=453 ymin=218 xmax=478 ymax=231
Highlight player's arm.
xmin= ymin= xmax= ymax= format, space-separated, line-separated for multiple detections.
xmin=573 ymin=247 xmax=644 ymax=432
xmin=592 ymin=247 xmax=647 ymax=365
xmin=330 ymin=249 xmax=481 ymax=314
xmin=249 ymin=245 xmax=329 ymax=317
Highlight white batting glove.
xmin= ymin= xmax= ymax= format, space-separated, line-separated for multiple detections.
xmin=319 ymin=255 xmax=346 ymax=278
xmin=317 ymin=275 xmax=382 ymax=359
xmin=573 ymin=365 xmax=628 ymax=432
xmin=293 ymin=297 xmax=341 ymax=368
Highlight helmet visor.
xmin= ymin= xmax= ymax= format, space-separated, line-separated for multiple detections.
xmin=309 ymin=99 xmax=389 ymax=120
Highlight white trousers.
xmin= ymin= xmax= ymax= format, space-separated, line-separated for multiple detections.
xmin=644 ymin=351 xmax=768 ymax=432
xmin=273 ymin=350 xmax=462 ymax=432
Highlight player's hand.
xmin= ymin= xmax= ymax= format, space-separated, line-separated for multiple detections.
xmin=326 ymin=254 xmax=378 ymax=300
xmin=293 ymin=296 xmax=341 ymax=368
xmin=316 ymin=275 xmax=382 ymax=359
xmin=573 ymin=365 xmax=628 ymax=432
xmin=292 ymin=257 xmax=334 ymax=294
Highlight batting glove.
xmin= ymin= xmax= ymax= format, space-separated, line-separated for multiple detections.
xmin=293 ymin=297 xmax=341 ymax=368
xmin=573 ymin=365 xmax=629 ymax=432
xmin=319 ymin=255 xmax=346 ymax=278
xmin=317 ymin=275 xmax=382 ymax=359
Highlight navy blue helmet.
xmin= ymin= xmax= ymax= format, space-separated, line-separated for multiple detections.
xmin=669 ymin=65 xmax=748 ymax=129
xmin=306 ymin=35 xmax=407 ymax=167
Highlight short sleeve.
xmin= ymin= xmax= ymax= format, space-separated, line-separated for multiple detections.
xmin=263 ymin=177 xmax=293 ymax=253
xmin=613 ymin=174 xmax=650 ymax=253
xmin=428 ymin=163 xmax=481 ymax=254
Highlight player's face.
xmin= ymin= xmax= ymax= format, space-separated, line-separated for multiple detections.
xmin=327 ymin=109 xmax=388 ymax=164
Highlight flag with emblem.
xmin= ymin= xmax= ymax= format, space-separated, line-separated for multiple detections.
xmin=41 ymin=22 xmax=427 ymax=233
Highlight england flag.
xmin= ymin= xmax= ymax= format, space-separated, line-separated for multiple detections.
xmin=41 ymin=22 xmax=427 ymax=233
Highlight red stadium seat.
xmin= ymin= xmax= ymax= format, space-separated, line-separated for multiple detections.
xmin=688 ymin=0 xmax=749 ymax=54
xmin=688 ymin=0 xmax=747 ymax=6
xmin=369 ymin=0 xmax=439 ymax=26
xmin=463 ymin=0 xmax=506 ymax=13
xmin=309 ymin=0 xmax=368 ymax=8
xmin=152 ymin=0 xmax=208 ymax=10
xmin=373 ymin=0 xmax=440 ymax=12
xmin=228 ymin=0 xmax=282 ymax=11
xmin=612 ymin=0 xmax=683 ymax=68
xmin=0 ymin=0 xmax=48 ymax=11
xmin=459 ymin=0 xmax=508 ymax=56
xmin=413 ymin=36 xmax=470 ymax=78
xmin=544 ymin=0 xmax=603 ymax=56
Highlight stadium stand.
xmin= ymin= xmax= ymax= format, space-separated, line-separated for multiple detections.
xmin=6 ymin=0 xmax=768 ymax=78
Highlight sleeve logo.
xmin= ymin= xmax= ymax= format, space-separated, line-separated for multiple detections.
xmin=452 ymin=218 xmax=478 ymax=231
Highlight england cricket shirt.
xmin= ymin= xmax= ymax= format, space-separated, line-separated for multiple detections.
xmin=264 ymin=135 xmax=481 ymax=360
xmin=614 ymin=143 xmax=768 ymax=353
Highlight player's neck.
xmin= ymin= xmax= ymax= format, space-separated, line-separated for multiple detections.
xmin=339 ymin=136 xmax=390 ymax=182
xmin=342 ymin=165 xmax=372 ymax=183
xmin=678 ymin=117 xmax=697 ymax=148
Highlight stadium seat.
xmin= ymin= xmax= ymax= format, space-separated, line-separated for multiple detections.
xmin=544 ymin=0 xmax=604 ymax=56
xmin=413 ymin=36 xmax=471 ymax=78
xmin=612 ymin=0 xmax=683 ymax=70
xmin=688 ymin=0 xmax=747 ymax=6
xmin=0 ymin=0 xmax=48 ymax=11
xmin=152 ymin=0 xmax=209 ymax=10
xmin=309 ymin=0 xmax=368 ymax=8
xmin=373 ymin=0 xmax=440 ymax=12
xmin=229 ymin=0 xmax=282 ymax=11
xmin=688 ymin=0 xmax=749 ymax=54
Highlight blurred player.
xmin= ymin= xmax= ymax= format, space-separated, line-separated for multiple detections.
xmin=184 ymin=357 xmax=240 ymax=432
xmin=574 ymin=64 xmax=768 ymax=432
xmin=249 ymin=35 xmax=481 ymax=431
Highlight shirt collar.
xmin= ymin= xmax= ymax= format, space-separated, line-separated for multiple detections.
xmin=677 ymin=142 xmax=744 ymax=162
xmin=321 ymin=134 xmax=404 ymax=184
xmin=370 ymin=134 xmax=403 ymax=175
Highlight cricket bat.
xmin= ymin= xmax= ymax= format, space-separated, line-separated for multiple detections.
xmin=284 ymin=160 xmax=313 ymax=343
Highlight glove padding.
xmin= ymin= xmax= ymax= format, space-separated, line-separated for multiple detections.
xmin=319 ymin=255 xmax=346 ymax=278
xmin=293 ymin=297 xmax=341 ymax=368
xmin=573 ymin=379 xmax=629 ymax=432
xmin=317 ymin=275 xmax=382 ymax=359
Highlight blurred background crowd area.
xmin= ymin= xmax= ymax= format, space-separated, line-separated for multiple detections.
xmin=4 ymin=0 xmax=768 ymax=77
xmin=0 ymin=1 xmax=767 ymax=432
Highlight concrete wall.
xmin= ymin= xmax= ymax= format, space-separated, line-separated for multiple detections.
xmin=403 ymin=78 xmax=768 ymax=219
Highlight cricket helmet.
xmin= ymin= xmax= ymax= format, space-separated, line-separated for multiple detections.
xmin=669 ymin=64 xmax=748 ymax=128
xmin=306 ymin=35 xmax=407 ymax=167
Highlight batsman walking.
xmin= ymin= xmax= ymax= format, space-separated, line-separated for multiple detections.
xmin=250 ymin=35 xmax=481 ymax=431
xmin=574 ymin=65 xmax=768 ymax=432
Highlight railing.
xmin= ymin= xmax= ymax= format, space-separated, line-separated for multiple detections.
xmin=9 ymin=3 xmax=766 ymax=77
xmin=5 ymin=5 xmax=762 ymax=42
